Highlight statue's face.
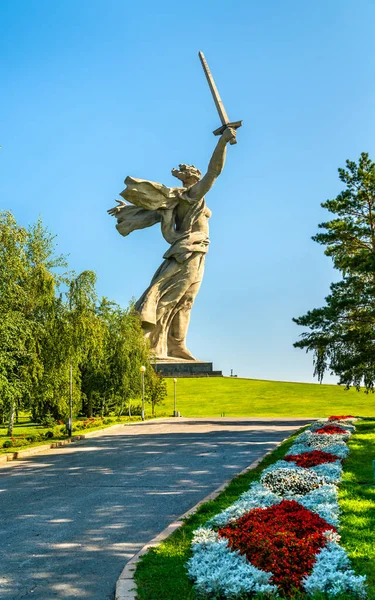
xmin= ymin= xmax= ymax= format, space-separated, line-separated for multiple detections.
xmin=172 ymin=164 xmax=201 ymax=186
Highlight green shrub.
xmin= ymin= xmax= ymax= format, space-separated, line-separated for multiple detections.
xmin=40 ymin=412 xmax=56 ymax=428
xmin=4 ymin=438 xmax=30 ymax=448
xmin=72 ymin=422 xmax=84 ymax=431
xmin=51 ymin=425 xmax=66 ymax=438
xmin=26 ymin=433 xmax=43 ymax=443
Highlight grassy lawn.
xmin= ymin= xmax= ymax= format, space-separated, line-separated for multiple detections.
xmin=134 ymin=420 xmax=375 ymax=600
xmin=165 ymin=377 xmax=373 ymax=418
xmin=339 ymin=420 xmax=375 ymax=598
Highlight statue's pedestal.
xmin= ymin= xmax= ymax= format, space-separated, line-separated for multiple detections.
xmin=153 ymin=359 xmax=222 ymax=378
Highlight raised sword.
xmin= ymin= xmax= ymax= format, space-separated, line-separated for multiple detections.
xmin=198 ymin=51 xmax=242 ymax=145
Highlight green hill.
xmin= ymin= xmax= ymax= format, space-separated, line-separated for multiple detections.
xmin=164 ymin=377 xmax=372 ymax=418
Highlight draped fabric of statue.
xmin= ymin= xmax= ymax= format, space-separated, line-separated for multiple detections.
xmin=115 ymin=177 xmax=211 ymax=360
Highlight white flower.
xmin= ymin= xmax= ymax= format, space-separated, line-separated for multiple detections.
xmin=261 ymin=459 xmax=303 ymax=475
xmin=323 ymin=529 xmax=341 ymax=543
xmin=297 ymin=484 xmax=340 ymax=527
xmin=297 ymin=430 xmax=350 ymax=445
xmin=191 ymin=527 xmax=219 ymax=548
xmin=208 ymin=482 xmax=281 ymax=528
xmin=310 ymin=462 xmax=343 ymax=484
xmin=303 ymin=542 xmax=367 ymax=598
xmin=187 ymin=537 xmax=278 ymax=598
xmin=261 ymin=466 xmax=325 ymax=496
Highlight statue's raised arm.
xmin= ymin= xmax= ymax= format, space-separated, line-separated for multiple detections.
xmin=187 ymin=127 xmax=237 ymax=201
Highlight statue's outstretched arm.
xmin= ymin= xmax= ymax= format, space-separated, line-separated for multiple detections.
xmin=108 ymin=199 xmax=127 ymax=216
xmin=188 ymin=127 xmax=236 ymax=200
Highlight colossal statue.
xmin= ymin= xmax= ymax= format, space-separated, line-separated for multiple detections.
xmin=108 ymin=127 xmax=237 ymax=360
xmin=108 ymin=52 xmax=241 ymax=361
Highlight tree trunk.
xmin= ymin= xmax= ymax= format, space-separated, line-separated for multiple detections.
xmin=7 ymin=402 xmax=16 ymax=436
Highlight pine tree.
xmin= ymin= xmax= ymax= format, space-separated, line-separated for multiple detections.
xmin=294 ymin=153 xmax=375 ymax=390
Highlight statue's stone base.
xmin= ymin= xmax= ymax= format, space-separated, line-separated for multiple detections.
xmin=153 ymin=359 xmax=222 ymax=378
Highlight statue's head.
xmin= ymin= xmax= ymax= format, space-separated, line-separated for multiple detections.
xmin=171 ymin=164 xmax=201 ymax=187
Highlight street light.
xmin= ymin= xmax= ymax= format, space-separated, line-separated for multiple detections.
xmin=140 ymin=365 xmax=146 ymax=421
xmin=173 ymin=378 xmax=178 ymax=417
xmin=66 ymin=362 xmax=73 ymax=437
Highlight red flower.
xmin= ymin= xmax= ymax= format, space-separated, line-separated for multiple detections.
xmin=219 ymin=500 xmax=334 ymax=596
xmin=285 ymin=450 xmax=339 ymax=468
xmin=315 ymin=425 xmax=346 ymax=435
xmin=328 ymin=415 xmax=354 ymax=421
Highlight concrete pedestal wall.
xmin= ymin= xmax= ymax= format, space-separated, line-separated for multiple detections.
xmin=153 ymin=360 xmax=222 ymax=377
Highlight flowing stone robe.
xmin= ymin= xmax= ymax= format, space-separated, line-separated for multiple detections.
xmin=115 ymin=176 xmax=211 ymax=359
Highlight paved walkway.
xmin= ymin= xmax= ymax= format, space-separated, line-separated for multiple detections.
xmin=0 ymin=418 xmax=311 ymax=599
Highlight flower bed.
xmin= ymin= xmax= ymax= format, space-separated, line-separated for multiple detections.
xmin=187 ymin=416 xmax=367 ymax=599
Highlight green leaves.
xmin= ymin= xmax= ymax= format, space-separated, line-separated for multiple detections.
xmin=0 ymin=211 xmax=154 ymax=426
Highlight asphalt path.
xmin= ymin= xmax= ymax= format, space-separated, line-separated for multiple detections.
xmin=0 ymin=417 xmax=312 ymax=599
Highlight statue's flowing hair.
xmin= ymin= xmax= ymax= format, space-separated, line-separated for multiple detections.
xmin=172 ymin=163 xmax=201 ymax=181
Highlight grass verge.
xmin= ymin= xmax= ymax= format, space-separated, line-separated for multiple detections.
xmin=339 ymin=419 xmax=375 ymax=599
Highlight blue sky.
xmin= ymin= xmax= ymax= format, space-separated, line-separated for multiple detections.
xmin=1 ymin=0 xmax=375 ymax=382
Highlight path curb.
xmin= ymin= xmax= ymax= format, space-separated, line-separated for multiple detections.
xmin=115 ymin=437 xmax=290 ymax=600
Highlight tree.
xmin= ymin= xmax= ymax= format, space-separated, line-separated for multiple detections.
xmin=145 ymin=372 xmax=167 ymax=416
xmin=0 ymin=212 xmax=40 ymax=431
xmin=80 ymin=300 xmax=150 ymax=416
xmin=293 ymin=153 xmax=375 ymax=390
xmin=0 ymin=210 xmax=154 ymax=427
xmin=24 ymin=219 xmax=69 ymax=421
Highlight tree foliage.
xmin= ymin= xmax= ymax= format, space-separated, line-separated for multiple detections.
xmin=0 ymin=211 xmax=164 ymax=425
xmin=293 ymin=153 xmax=375 ymax=390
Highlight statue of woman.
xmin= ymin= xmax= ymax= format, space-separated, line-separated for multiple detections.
xmin=108 ymin=126 xmax=237 ymax=360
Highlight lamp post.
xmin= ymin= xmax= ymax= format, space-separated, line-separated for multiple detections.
xmin=66 ymin=362 xmax=73 ymax=437
xmin=140 ymin=365 xmax=146 ymax=421
xmin=173 ymin=378 xmax=177 ymax=417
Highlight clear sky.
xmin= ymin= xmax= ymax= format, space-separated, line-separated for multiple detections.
xmin=1 ymin=0 xmax=375 ymax=383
